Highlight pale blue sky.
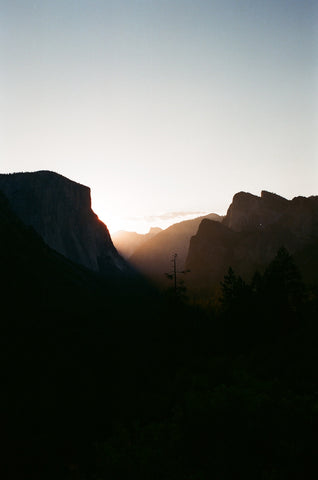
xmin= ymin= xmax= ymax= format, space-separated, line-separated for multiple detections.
xmin=1 ymin=0 xmax=317 ymax=232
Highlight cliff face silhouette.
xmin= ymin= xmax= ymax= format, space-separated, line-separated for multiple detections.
xmin=0 ymin=171 xmax=129 ymax=277
xmin=0 ymin=188 xmax=111 ymax=318
xmin=186 ymin=191 xmax=318 ymax=293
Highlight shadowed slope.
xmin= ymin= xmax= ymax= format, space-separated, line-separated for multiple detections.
xmin=129 ymin=213 xmax=222 ymax=287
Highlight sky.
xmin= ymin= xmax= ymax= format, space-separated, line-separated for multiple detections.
xmin=1 ymin=0 xmax=317 ymax=233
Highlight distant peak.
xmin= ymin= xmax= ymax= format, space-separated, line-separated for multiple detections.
xmin=149 ymin=227 xmax=162 ymax=234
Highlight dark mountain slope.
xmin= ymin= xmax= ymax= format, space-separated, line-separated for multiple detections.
xmin=129 ymin=213 xmax=222 ymax=287
xmin=186 ymin=191 xmax=318 ymax=294
xmin=0 ymin=171 xmax=129 ymax=277
xmin=0 ymin=189 xmax=118 ymax=323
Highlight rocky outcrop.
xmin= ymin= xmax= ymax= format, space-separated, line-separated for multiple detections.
xmin=223 ymin=190 xmax=318 ymax=240
xmin=186 ymin=191 xmax=318 ymax=293
xmin=223 ymin=191 xmax=290 ymax=232
xmin=0 ymin=171 xmax=129 ymax=276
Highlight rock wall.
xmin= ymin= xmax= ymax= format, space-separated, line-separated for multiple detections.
xmin=223 ymin=191 xmax=290 ymax=232
xmin=0 ymin=171 xmax=128 ymax=276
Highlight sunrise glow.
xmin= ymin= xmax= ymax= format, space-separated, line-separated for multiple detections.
xmin=94 ymin=205 xmax=213 ymax=235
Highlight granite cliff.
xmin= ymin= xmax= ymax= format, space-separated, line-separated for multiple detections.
xmin=223 ymin=191 xmax=290 ymax=232
xmin=223 ymin=190 xmax=318 ymax=242
xmin=0 ymin=171 xmax=129 ymax=277
xmin=186 ymin=191 xmax=318 ymax=293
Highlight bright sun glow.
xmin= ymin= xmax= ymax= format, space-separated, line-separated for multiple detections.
xmin=102 ymin=214 xmax=152 ymax=235
xmin=93 ymin=205 xmax=212 ymax=236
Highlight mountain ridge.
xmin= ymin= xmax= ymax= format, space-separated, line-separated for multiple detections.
xmin=186 ymin=191 xmax=318 ymax=294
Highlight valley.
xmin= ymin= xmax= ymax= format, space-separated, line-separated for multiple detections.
xmin=0 ymin=171 xmax=317 ymax=479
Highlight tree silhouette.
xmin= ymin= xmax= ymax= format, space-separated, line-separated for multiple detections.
xmin=220 ymin=267 xmax=249 ymax=311
xmin=165 ymin=253 xmax=189 ymax=300
xmin=263 ymin=247 xmax=304 ymax=320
